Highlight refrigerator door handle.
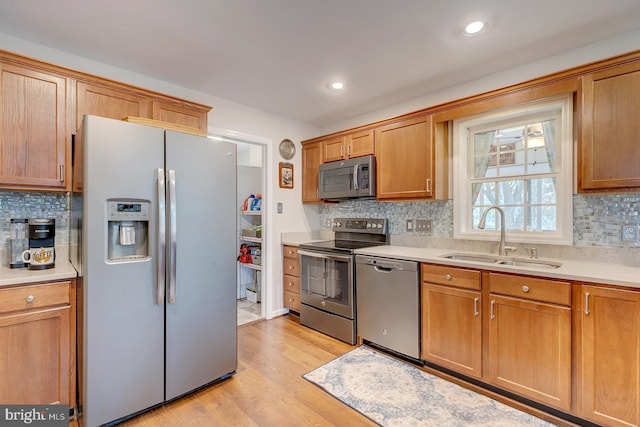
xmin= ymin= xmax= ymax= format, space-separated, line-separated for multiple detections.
xmin=168 ymin=169 xmax=177 ymax=303
xmin=156 ymin=168 xmax=166 ymax=305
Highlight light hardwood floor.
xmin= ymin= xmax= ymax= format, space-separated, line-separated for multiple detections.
xmin=72 ymin=315 xmax=375 ymax=426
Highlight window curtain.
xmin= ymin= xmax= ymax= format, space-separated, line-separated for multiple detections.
xmin=471 ymin=130 xmax=496 ymax=204
xmin=542 ymin=120 xmax=556 ymax=193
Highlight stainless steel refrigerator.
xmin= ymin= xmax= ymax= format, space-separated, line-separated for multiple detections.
xmin=71 ymin=115 xmax=237 ymax=426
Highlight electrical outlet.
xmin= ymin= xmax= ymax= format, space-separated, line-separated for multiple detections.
xmin=622 ymin=224 xmax=638 ymax=242
xmin=326 ymin=218 xmax=332 ymax=228
xmin=406 ymin=219 xmax=413 ymax=231
xmin=277 ymin=202 xmax=283 ymax=213
xmin=416 ymin=219 xmax=432 ymax=233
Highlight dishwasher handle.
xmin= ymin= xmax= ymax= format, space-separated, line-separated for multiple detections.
xmin=365 ymin=259 xmax=404 ymax=271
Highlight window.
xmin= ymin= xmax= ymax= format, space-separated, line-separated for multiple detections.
xmin=453 ymin=95 xmax=573 ymax=245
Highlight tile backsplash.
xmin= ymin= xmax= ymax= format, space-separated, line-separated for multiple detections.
xmin=0 ymin=191 xmax=70 ymax=247
xmin=320 ymin=194 xmax=640 ymax=249
xmin=1 ymin=191 xmax=638 ymax=250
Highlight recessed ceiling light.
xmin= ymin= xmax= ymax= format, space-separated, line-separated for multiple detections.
xmin=464 ymin=21 xmax=486 ymax=36
xmin=330 ymin=81 xmax=345 ymax=90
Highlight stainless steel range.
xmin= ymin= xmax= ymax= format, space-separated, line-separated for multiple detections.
xmin=298 ymin=218 xmax=389 ymax=344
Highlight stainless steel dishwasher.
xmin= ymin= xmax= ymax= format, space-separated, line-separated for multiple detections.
xmin=356 ymin=255 xmax=420 ymax=360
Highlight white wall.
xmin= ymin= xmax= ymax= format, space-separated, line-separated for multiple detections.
xmin=320 ymin=28 xmax=640 ymax=134
xmin=0 ymin=32 xmax=320 ymax=320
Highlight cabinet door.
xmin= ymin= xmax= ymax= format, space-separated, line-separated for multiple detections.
xmin=77 ymin=81 xmax=152 ymax=126
xmin=488 ymin=294 xmax=571 ymax=411
xmin=152 ymin=100 xmax=208 ymax=132
xmin=322 ymin=136 xmax=346 ymax=162
xmin=580 ymin=285 xmax=640 ymax=427
xmin=0 ymin=63 xmax=68 ymax=190
xmin=375 ymin=114 xmax=433 ymax=200
xmin=345 ymin=129 xmax=374 ymax=159
xmin=422 ymin=283 xmax=482 ymax=378
xmin=579 ymin=61 xmax=640 ymax=191
xmin=0 ymin=306 xmax=70 ymax=405
xmin=302 ymin=142 xmax=323 ymax=203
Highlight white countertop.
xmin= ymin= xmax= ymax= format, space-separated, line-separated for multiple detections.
xmin=0 ymin=246 xmax=77 ymax=287
xmin=355 ymin=245 xmax=640 ymax=289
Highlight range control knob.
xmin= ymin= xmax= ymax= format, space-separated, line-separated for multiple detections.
xmin=377 ymin=223 xmax=383 ymax=229
xmin=366 ymin=222 xmax=372 ymax=228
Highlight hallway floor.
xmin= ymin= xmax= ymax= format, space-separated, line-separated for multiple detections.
xmin=237 ymin=299 xmax=261 ymax=325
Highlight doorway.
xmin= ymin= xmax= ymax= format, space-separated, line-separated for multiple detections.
xmin=207 ymin=127 xmax=268 ymax=326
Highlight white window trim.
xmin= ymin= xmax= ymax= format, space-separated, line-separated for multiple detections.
xmin=452 ymin=94 xmax=573 ymax=245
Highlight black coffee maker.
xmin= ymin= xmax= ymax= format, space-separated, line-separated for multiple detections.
xmin=27 ymin=219 xmax=55 ymax=270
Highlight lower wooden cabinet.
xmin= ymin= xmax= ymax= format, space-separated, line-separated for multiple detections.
xmin=283 ymin=245 xmax=301 ymax=313
xmin=487 ymin=273 xmax=572 ymax=411
xmin=423 ymin=283 xmax=482 ymax=378
xmin=0 ymin=280 xmax=75 ymax=407
xmin=578 ymin=285 xmax=640 ymax=427
xmin=421 ymin=264 xmax=482 ymax=379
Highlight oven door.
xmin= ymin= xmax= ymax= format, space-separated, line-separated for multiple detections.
xmin=298 ymin=249 xmax=354 ymax=319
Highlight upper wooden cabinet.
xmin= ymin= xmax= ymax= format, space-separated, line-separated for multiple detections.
xmin=302 ymin=141 xmax=323 ymax=203
xmin=323 ymin=129 xmax=374 ymax=162
xmin=152 ymin=100 xmax=208 ymax=132
xmin=0 ymin=62 xmax=70 ymax=191
xmin=579 ymin=60 xmax=640 ymax=192
xmin=76 ymin=82 xmax=209 ymax=133
xmin=375 ymin=114 xmax=447 ymax=201
xmin=76 ymin=81 xmax=152 ymax=128
xmin=0 ymin=50 xmax=211 ymax=192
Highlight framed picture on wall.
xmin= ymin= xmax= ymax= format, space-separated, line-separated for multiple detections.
xmin=279 ymin=162 xmax=294 ymax=189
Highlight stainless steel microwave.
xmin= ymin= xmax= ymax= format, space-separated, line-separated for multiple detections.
xmin=318 ymin=155 xmax=376 ymax=200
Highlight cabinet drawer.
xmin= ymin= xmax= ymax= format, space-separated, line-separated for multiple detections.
xmin=283 ymin=274 xmax=300 ymax=294
xmin=422 ymin=263 xmax=481 ymax=290
xmin=283 ymin=245 xmax=299 ymax=260
xmin=0 ymin=282 xmax=70 ymax=314
xmin=283 ymin=258 xmax=300 ymax=277
xmin=488 ymin=273 xmax=570 ymax=305
xmin=284 ymin=290 xmax=301 ymax=312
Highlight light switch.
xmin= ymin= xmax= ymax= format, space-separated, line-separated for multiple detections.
xmin=277 ymin=203 xmax=283 ymax=213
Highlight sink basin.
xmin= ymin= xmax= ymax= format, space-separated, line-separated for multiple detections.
xmin=439 ymin=253 xmax=562 ymax=269
xmin=497 ymin=258 xmax=562 ymax=269
xmin=440 ymin=253 xmax=499 ymax=264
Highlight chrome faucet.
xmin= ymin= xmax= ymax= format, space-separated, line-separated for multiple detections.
xmin=477 ymin=206 xmax=516 ymax=256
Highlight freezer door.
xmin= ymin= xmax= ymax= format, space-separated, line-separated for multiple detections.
xmin=81 ymin=115 xmax=165 ymax=426
xmin=164 ymin=131 xmax=238 ymax=400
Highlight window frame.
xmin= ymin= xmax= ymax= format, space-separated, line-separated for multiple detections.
xmin=452 ymin=95 xmax=574 ymax=245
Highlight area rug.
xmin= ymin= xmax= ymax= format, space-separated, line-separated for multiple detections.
xmin=303 ymin=346 xmax=557 ymax=427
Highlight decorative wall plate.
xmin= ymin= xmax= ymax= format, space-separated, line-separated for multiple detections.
xmin=279 ymin=139 xmax=296 ymax=160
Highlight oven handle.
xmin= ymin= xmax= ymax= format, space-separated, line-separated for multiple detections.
xmin=298 ymin=249 xmax=353 ymax=263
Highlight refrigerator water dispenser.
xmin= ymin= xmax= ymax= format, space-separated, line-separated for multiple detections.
xmin=107 ymin=200 xmax=150 ymax=261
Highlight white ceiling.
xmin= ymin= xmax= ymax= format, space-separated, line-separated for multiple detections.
xmin=1 ymin=0 xmax=639 ymax=128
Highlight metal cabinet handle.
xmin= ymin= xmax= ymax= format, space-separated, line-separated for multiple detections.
xmin=288 ymin=266 xmax=294 ymax=270
xmin=347 ymin=144 xmax=352 ymax=157
xmin=426 ymin=178 xmax=432 ymax=192
xmin=26 ymin=295 xmax=35 ymax=303
xmin=585 ymin=292 xmax=590 ymax=315
xmin=490 ymin=300 xmax=496 ymax=319
xmin=289 ymin=297 xmax=294 ymax=303
xmin=522 ymin=285 xmax=530 ymax=293
xmin=340 ymin=146 xmax=344 ymax=158
xmin=473 ymin=298 xmax=479 ymax=317
xmin=288 ymin=282 xmax=294 ymax=287
xmin=445 ymin=274 xmax=452 ymax=281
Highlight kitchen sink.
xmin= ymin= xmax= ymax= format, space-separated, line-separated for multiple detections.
xmin=497 ymin=258 xmax=562 ymax=269
xmin=440 ymin=253 xmax=562 ymax=269
xmin=440 ymin=253 xmax=499 ymax=263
